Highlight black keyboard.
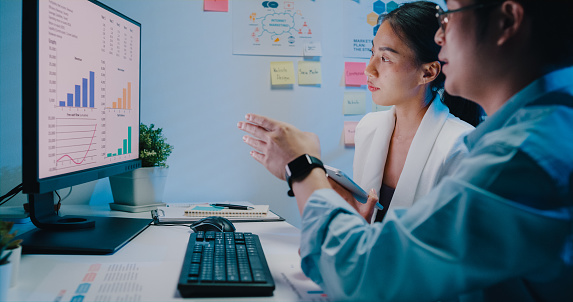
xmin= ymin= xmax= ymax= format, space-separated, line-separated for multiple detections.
xmin=177 ymin=231 xmax=275 ymax=297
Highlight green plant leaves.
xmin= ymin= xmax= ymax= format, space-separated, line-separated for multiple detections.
xmin=139 ymin=123 xmax=174 ymax=167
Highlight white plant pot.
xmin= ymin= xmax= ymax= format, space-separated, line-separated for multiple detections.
xmin=109 ymin=167 xmax=169 ymax=206
xmin=0 ymin=262 xmax=12 ymax=301
xmin=5 ymin=246 xmax=21 ymax=287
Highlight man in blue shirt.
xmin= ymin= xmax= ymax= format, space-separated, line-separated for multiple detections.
xmin=238 ymin=0 xmax=572 ymax=300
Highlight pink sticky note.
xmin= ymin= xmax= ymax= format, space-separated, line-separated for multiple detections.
xmin=345 ymin=62 xmax=367 ymax=86
xmin=204 ymin=0 xmax=228 ymax=12
xmin=344 ymin=121 xmax=359 ymax=146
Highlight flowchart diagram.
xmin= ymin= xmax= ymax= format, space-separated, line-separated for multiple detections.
xmin=233 ymin=0 xmax=321 ymax=56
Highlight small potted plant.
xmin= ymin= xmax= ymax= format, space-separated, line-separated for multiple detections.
xmin=1 ymin=220 xmax=23 ymax=293
xmin=109 ymin=123 xmax=174 ymax=212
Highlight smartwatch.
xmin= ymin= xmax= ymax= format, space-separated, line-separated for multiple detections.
xmin=285 ymin=154 xmax=326 ymax=196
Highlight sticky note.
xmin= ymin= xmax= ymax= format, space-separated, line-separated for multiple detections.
xmin=204 ymin=0 xmax=228 ymax=12
xmin=372 ymin=102 xmax=392 ymax=112
xmin=345 ymin=62 xmax=367 ymax=86
xmin=343 ymin=92 xmax=366 ymax=115
xmin=298 ymin=61 xmax=322 ymax=85
xmin=344 ymin=121 xmax=359 ymax=146
xmin=303 ymin=42 xmax=322 ymax=56
xmin=270 ymin=61 xmax=296 ymax=85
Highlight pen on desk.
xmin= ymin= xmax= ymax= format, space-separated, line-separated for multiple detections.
xmin=210 ymin=203 xmax=254 ymax=210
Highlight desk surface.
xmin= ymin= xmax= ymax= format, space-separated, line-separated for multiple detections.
xmin=7 ymin=205 xmax=327 ymax=301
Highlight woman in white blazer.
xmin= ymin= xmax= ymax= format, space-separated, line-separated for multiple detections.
xmin=349 ymin=2 xmax=481 ymax=222
xmin=354 ymin=98 xmax=474 ymax=222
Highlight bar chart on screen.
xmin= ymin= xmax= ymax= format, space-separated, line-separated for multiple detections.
xmin=106 ymin=126 xmax=133 ymax=158
xmin=110 ymin=82 xmax=132 ymax=110
xmin=58 ymin=71 xmax=96 ymax=109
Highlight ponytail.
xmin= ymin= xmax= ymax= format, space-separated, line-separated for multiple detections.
xmin=431 ymin=68 xmax=484 ymax=128
xmin=441 ymin=92 xmax=484 ymax=127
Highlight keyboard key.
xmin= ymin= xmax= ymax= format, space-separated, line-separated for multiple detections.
xmin=191 ymin=253 xmax=201 ymax=263
xmin=252 ymin=269 xmax=267 ymax=283
xmin=205 ymin=231 xmax=216 ymax=240
xmin=189 ymin=263 xmax=200 ymax=276
xmin=240 ymin=271 xmax=253 ymax=282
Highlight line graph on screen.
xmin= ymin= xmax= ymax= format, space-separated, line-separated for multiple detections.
xmin=54 ymin=118 xmax=98 ymax=169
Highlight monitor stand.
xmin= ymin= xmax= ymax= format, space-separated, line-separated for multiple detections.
xmin=17 ymin=192 xmax=153 ymax=255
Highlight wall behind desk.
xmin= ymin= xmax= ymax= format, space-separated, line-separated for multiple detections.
xmin=1 ymin=0 xmax=382 ymax=228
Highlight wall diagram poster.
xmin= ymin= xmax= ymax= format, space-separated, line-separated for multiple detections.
xmin=233 ymin=0 xmax=322 ymax=56
xmin=343 ymin=0 xmax=445 ymax=58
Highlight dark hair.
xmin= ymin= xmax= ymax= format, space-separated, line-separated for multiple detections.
xmin=472 ymin=0 xmax=573 ymax=67
xmin=382 ymin=1 xmax=484 ymax=127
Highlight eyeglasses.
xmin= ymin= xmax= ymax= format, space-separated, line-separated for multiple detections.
xmin=435 ymin=2 xmax=501 ymax=32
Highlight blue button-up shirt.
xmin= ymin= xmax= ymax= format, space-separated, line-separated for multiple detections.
xmin=300 ymin=67 xmax=573 ymax=301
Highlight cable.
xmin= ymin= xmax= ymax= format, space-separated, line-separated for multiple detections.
xmin=54 ymin=190 xmax=62 ymax=215
xmin=0 ymin=183 xmax=23 ymax=206
xmin=61 ymin=186 xmax=73 ymax=202
xmin=152 ymin=223 xmax=192 ymax=227
xmin=53 ymin=186 xmax=72 ymax=215
xmin=1 ymin=184 xmax=74 ymax=216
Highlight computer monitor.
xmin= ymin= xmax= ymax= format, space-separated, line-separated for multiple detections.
xmin=20 ymin=0 xmax=151 ymax=254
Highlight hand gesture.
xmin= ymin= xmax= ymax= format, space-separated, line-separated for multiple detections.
xmin=238 ymin=113 xmax=321 ymax=180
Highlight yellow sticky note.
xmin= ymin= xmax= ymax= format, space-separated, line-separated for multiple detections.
xmin=298 ymin=61 xmax=322 ymax=85
xmin=270 ymin=61 xmax=295 ymax=85
xmin=343 ymin=92 xmax=366 ymax=115
xmin=344 ymin=121 xmax=359 ymax=146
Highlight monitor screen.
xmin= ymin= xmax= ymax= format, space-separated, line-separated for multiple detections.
xmin=24 ymin=0 xmax=141 ymax=194
xmin=20 ymin=0 xmax=151 ymax=254
xmin=37 ymin=0 xmax=140 ymax=180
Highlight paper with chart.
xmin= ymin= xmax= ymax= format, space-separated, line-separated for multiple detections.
xmin=27 ymin=262 xmax=171 ymax=302
xmin=232 ymin=0 xmax=322 ymax=56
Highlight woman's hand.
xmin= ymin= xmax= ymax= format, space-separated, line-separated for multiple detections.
xmin=238 ymin=113 xmax=321 ymax=180
xmin=328 ymin=178 xmax=378 ymax=222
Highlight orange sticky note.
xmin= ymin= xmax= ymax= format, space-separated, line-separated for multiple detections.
xmin=344 ymin=121 xmax=359 ymax=146
xmin=204 ymin=0 xmax=228 ymax=12
xmin=345 ymin=62 xmax=367 ymax=86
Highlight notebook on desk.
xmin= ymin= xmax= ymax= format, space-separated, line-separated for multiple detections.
xmin=152 ymin=204 xmax=284 ymax=224
xmin=185 ymin=204 xmax=269 ymax=217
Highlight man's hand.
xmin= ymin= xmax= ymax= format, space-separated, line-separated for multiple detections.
xmin=238 ymin=113 xmax=321 ymax=180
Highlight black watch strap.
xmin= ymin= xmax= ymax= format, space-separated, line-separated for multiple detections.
xmin=285 ymin=154 xmax=325 ymax=197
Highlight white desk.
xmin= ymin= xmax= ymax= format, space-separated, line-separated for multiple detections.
xmin=7 ymin=205 xmax=327 ymax=301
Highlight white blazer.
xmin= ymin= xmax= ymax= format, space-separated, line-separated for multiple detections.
xmin=353 ymin=98 xmax=474 ymax=220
